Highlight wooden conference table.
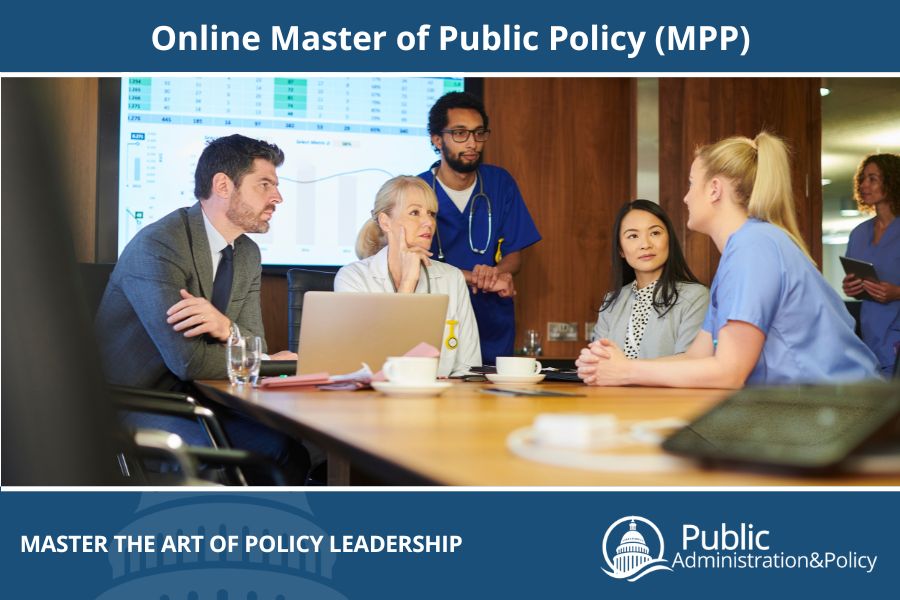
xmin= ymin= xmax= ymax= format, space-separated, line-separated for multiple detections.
xmin=196 ymin=379 xmax=900 ymax=487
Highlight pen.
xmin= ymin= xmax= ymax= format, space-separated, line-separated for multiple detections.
xmin=481 ymin=388 xmax=585 ymax=398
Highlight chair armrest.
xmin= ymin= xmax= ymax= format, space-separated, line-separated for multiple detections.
xmin=127 ymin=430 xmax=287 ymax=486
xmin=132 ymin=429 xmax=200 ymax=483
xmin=109 ymin=384 xmax=197 ymax=405
xmin=111 ymin=386 xmax=233 ymax=450
xmin=186 ymin=447 xmax=287 ymax=486
xmin=116 ymin=396 xmax=198 ymax=418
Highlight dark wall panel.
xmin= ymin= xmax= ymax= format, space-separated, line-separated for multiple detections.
xmin=658 ymin=78 xmax=822 ymax=284
xmin=484 ymin=78 xmax=636 ymax=357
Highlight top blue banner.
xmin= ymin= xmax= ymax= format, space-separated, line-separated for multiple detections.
xmin=3 ymin=0 xmax=899 ymax=72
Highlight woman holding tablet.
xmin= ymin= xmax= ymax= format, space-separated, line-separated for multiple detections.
xmin=577 ymin=132 xmax=880 ymax=388
xmin=842 ymin=153 xmax=900 ymax=377
xmin=592 ymin=199 xmax=708 ymax=358
xmin=335 ymin=176 xmax=482 ymax=376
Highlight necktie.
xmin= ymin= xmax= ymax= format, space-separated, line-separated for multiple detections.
xmin=211 ymin=245 xmax=234 ymax=314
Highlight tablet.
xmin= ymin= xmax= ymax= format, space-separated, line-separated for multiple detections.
xmin=840 ymin=256 xmax=880 ymax=281
xmin=661 ymin=383 xmax=900 ymax=472
xmin=840 ymin=256 xmax=880 ymax=301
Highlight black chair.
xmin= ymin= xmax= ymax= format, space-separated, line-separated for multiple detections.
xmin=844 ymin=300 xmax=863 ymax=339
xmin=118 ymin=427 xmax=286 ymax=486
xmin=287 ymin=268 xmax=338 ymax=354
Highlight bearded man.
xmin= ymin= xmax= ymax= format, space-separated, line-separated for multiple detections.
xmin=418 ymin=92 xmax=541 ymax=364
xmin=96 ymin=134 xmax=308 ymax=483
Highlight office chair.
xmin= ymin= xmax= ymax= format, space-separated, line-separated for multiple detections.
xmin=287 ymin=268 xmax=337 ymax=354
xmin=117 ymin=427 xmax=287 ymax=486
xmin=843 ymin=300 xmax=863 ymax=339
xmin=110 ymin=385 xmax=259 ymax=485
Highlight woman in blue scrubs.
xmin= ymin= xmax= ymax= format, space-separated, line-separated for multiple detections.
xmin=577 ymin=131 xmax=881 ymax=388
xmin=842 ymin=153 xmax=900 ymax=377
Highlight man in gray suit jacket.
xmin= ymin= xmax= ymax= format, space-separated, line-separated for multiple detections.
xmin=96 ymin=134 xmax=307 ymax=482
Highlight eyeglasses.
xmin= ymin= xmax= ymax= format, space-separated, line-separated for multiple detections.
xmin=440 ymin=128 xmax=491 ymax=143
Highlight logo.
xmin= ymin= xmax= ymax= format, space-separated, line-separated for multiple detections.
xmin=602 ymin=516 xmax=673 ymax=582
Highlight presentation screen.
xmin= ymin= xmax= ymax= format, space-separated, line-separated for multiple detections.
xmin=117 ymin=76 xmax=465 ymax=266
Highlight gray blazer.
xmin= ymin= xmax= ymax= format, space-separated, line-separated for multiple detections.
xmin=95 ymin=202 xmax=266 ymax=390
xmin=591 ymin=281 xmax=709 ymax=358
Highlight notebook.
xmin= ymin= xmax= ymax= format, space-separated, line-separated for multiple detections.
xmin=296 ymin=292 xmax=449 ymax=375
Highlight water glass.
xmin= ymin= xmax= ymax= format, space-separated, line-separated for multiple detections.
xmin=520 ymin=329 xmax=543 ymax=357
xmin=227 ymin=335 xmax=262 ymax=385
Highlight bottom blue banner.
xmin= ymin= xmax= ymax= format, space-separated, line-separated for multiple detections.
xmin=1 ymin=490 xmax=895 ymax=598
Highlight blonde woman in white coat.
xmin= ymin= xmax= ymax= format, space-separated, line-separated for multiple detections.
xmin=335 ymin=176 xmax=482 ymax=377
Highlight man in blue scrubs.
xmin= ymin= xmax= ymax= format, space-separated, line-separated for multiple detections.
xmin=419 ymin=92 xmax=541 ymax=364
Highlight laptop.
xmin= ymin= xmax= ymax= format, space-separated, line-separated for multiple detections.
xmin=296 ymin=292 xmax=449 ymax=375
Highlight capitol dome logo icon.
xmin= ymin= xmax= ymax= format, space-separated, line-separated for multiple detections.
xmin=601 ymin=516 xmax=673 ymax=582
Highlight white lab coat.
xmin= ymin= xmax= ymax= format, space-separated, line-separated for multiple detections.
xmin=334 ymin=246 xmax=482 ymax=377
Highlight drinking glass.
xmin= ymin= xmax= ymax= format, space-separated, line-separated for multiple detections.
xmin=227 ymin=335 xmax=262 ymax=385
xmin=520 ymin=329 xmax=543 ymax=357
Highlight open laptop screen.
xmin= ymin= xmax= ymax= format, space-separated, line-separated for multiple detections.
xmin=296 ymin=292 xmax=449 ymax=375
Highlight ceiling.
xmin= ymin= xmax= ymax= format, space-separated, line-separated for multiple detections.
xmin=821 ymin=77 xmax=900 ymax=241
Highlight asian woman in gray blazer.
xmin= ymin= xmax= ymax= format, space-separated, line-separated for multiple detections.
xmin=591 ymin=199 xmax=708 ymax=358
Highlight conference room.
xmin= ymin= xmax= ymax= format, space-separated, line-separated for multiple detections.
xmin=3 ymin=76 xmax=899 ymax=486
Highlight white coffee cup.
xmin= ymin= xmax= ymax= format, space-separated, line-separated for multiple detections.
xmin=496 ymin=356 xmax=542 ymax=376
xmin=382 ymin=356 xmax=439 ymax=385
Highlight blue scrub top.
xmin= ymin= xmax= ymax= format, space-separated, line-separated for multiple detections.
xmin=702 ymin=219 xmax=881 ymax=385
xmin=847 ymin=216 xmax=900 ymax=376
xmin=419 ymin=164 xmax=541 ymax=364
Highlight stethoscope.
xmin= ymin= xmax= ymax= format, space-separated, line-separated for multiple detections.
xmin=430 ymin=162 xmax=492 ymax=259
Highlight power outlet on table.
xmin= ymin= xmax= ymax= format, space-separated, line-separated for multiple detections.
xmin=547 ymin=322 xmax=579 ymax=342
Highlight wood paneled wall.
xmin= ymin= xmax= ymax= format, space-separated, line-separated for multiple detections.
xmin=658 ymin=78 xmax=823 ymax=284
xmin=484 ymin=78 xmax=636 ymax=357
xmin=40 ymin=78 xmax=99 ymax=262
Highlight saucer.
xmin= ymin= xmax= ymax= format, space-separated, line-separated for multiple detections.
xmin=371 ymin=381 xmax=452 ymax=397
xmin=485 ymin=373 xmax=546 ymax=384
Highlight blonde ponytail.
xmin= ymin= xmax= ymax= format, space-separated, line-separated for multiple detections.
xmin=747 ymin=132 xmax=810 ymax=260
xmin=355 ymin=218 xmax=385 ymax=259
xmin=697 ymin=131 xmax=812 ymax=261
